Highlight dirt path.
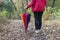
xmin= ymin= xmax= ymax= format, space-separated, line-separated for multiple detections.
xmin=0 ymin=20 xmax=60 ymax=40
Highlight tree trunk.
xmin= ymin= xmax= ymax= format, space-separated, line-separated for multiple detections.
xmin=51 ymin=0 xmax=56 ymax=13
xmin=51 ymin=0 xmax=56 ymax=8
xmin=0 ymin=0 xmax=3 ymax=7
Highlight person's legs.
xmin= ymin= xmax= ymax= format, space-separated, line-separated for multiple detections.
xmin=38 ymin=12 xmax=43 ymax=30
xmin=34 ymin=12 xmax=43 ymax=33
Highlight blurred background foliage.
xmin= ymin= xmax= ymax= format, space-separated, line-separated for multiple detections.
xmin=0 ymin=0 xmax=60 ymax=21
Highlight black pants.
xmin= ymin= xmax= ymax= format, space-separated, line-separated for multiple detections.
xmin=34 ymin=12 xmax=43 ymax=30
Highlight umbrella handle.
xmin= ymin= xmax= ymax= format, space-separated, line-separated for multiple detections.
xmin=25 ymin=0 xmax=28 ymax=13
xmin=24 ymin=8 xmax=28 ymax=13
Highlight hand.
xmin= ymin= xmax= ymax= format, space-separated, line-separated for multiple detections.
xmin=24 ymin=6 xmax=27 ymax=9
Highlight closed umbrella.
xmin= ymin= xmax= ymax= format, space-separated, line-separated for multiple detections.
xmin=20 ymin=0 xmax=31 ymax=33
xmin=21 ymin=13 xmax=31 ymax=33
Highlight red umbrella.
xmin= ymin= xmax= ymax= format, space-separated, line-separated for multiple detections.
xmin=21 ymin=13 xmax=31 ymax=33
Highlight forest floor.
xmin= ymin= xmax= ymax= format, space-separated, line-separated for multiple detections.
xmin=0 ymin=20 xmax=60 ymax=40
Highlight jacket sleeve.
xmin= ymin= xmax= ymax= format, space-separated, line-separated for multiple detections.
xmin=26 ymin=0 xmax=36 ymax=9
xmin=45 ymin=0 xmax=46 ymax=5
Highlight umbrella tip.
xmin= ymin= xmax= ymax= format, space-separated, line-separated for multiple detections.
xmin=25 ymin=32 xmax=27 ymax=33
xmin=25 ymin=30 xmax=27 ymax=33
